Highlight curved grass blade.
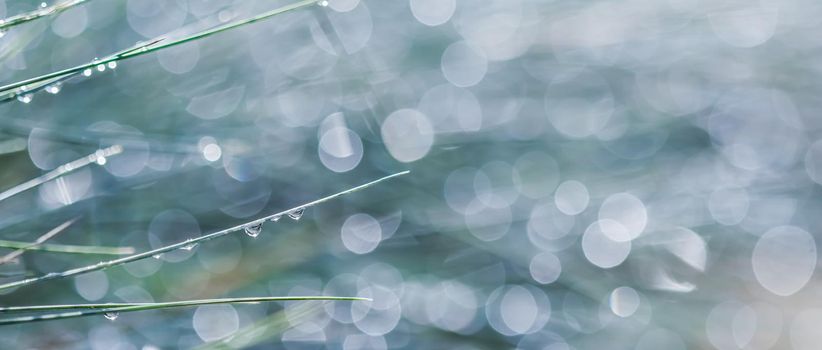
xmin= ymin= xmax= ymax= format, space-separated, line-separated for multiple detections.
xmin=0 ymin=216 xmax=79 ymax=264
xmin=0 ymin=0 xmax=93 ymax=32
xmin=0 ymin=296 xmax=367 ymax=325
xmin=0 ymin=145 xmax=122 ymax=202
xmin=0 ymin=171 xmax=409 ymax=292
xmin=0 ymin=239 xmax=134 ymax=256
xmin=0 ymin=0 xmax=319 ymax=101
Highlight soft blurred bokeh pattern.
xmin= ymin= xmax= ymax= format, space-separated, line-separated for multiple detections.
xmin=0 ymin=0 xmax=820 ymax=348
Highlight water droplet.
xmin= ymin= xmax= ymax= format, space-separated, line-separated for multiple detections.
xmin=107 ymin=61 xmax=117 ymax=69
xmin=82 ymin=69 xmax=92 ymax=77
xmin=96 ymin=64 xmax=106 ymax=72
xmin=16 ymin=94 xmax=32 ymax=104
xmin=40 ymin=2 xmax=48 ymax=8
xmin=96 ymin=156 xmax=107 ymax=165
xmin=104 ymin=311 xmax=119 ymax=321
xmin=269 ymin=215 xmax=282 ymax=222
xmin=152 ymin=254 xmax=162 ymax=260
xmin=45 ymin=83 xmax=62 ymax=94
xmin=244 ymin=222 xmax=263 ymax=238
xmin=317 ymin=0 xmax=329 ymax=7
xmin=288 ymin=208 xmax=305 ymax=221
xmin=181 ymin=240 xmax=198 ymax=251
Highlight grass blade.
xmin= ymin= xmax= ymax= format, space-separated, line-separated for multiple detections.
xmin=0 ymin=0 xmax=319 ymax=100
xmin=0 ymin=171 xmax=409 ymax=292
xmin=0 ymin=216 xmax=80 ymax=264
xmin=0 ymin=145 xmax=122 ymax=202
xmin=0 ymin=296 xmax=367 ymax=325
xmin=0 ymin=0 xmax=92 ymax=32
xmin=0 ymin=239 xmax=134 ymax=255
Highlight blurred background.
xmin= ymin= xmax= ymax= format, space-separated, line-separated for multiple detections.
xmin=0 ymin=0 xmax=819 ymax=348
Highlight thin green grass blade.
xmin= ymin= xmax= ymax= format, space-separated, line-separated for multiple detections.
xmin=0 ymin=0 xmax=318 ymax=99
xmin=0 ymin=0 xmax=93 ymax=31
xmin=0 ymin=239 xmax=135 ymax=255
xmin=122 ymin=0 xmax=318 ymax=57
xmin=0 ymin=145 xmax=122 ymax=202
xmin=0 ymin=171 xmax=409 ymax=291
xmin=0 ymin=296 xmax=367 ymax=325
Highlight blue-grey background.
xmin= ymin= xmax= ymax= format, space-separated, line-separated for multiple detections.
xmin=0 ymin=0 xmax=818 ymax=349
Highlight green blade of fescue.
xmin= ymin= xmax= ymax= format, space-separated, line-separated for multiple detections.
xmin=0 ymin=0 xmax=93 ymax=31
xmin=0 ymin=217 xmax=79 ymax=264
xmin=0 ymin=0 xmax=319 ymax=99
xmin=123 ymin=0 xmax=318 ymax=56
xmin=0 ymin=145 xmax=122 ymax=202
xmin=0 ymin=171 xmax=409 ymax=292
xmin=0 ymin=239 xmax=134 ymax=255
xmin=0 ymin=296 xmax=367 ymax=325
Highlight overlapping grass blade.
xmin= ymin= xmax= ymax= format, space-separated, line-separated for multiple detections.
xmin=0 ymin=0 xmax=319 ymax=101
xmin=0 ymin=239 xmax=134 ymax=256
xmin=0 ymin=145 xmax=122 ymax=202
xmin=0 ymin=171 xmax=409 ymax=292
xmin=0 ymin=0 xmax=93 ymax=32
xmin=0 ymin=296 xmax=367 ymax=325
